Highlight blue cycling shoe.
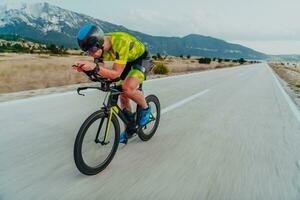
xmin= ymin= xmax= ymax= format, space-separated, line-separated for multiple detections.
xmin=139 ymin=105 xmax=151 ymax=126
xmin=119 ymin=131 xmax=127 ymax=143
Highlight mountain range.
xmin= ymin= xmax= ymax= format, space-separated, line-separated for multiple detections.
xmin=0 ymin=2 xmax=293 ymax=60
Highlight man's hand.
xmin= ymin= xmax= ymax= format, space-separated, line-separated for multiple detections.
xmin=73 ymin=61 xmax=97 ymax=72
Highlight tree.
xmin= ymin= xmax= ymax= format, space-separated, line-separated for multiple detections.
xmin=156 ymin=53 xmax=162 ymax=60
xmin=47 ymin=44 xmax=59 ymax=54
xmin=12 ymin=43 xmax=24 ymax=52
xmin=152 ymin=55 xmax=158 ymax=60
xmin=198 ymin=57 xmax=211 ymax=64
xmin=238 ymin=58 xmax=246 ymax=64
xmin=59 ymin=45 xmax=68 ymax=54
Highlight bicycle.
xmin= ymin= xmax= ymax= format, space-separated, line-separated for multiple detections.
xmin=73 ymin=68 xmax=161 ymax=175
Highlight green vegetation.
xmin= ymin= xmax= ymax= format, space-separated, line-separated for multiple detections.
xmin=152 ymin=53 xmax=168 ymax=61
xmin=153 ymin=63 xmax=169 ymax=74
xmin=0 ymin=35 xmax=70 ymax=55
xmin=156 ymin=53 xmax=162 ymax=60
xmin=0 ymin=43 xmax=32 ymax=53
xmin=46 ymin=44 xmax=68 ymax=55
xmin=0 ymin=42 xmax=69 ymax=55
xmin=238 ymin=58 xmax=246 ymax=64
xmin=197 ymin=57 xmax=211 ymax=64
xmin=0 ymin=35 xmax=39 ymax=43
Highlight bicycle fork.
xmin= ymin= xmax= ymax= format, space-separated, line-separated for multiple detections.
xmin=95 ymin=107 xmax=115 ymax=145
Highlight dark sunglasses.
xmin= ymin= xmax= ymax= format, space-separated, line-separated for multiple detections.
xmin=87 ymin=46 xmax=98 ymax=53
xmin=87 ymin=45 xmax=104 ymax=54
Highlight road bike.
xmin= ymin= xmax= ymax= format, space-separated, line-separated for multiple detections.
xmin=73 ymin=69 xmax=160 ymax=175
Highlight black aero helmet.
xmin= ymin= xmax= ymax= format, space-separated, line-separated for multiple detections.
xmin=77 ymin=24 xmax=104 ymax=51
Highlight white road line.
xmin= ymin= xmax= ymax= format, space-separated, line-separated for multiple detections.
xmin=268 ymin=66 xmax=300 ymax=124
xmin=161 ymin=89 xmax=210 ymax=115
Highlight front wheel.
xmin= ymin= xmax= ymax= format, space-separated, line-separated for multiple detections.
xmin=138 ymin=95 xmax=161 ymax=141
xmin=74 ymin=110 xmax=120 ymax=175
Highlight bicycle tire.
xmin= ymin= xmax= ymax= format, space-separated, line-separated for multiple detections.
xmin=74 ymin=110 xmax=120 ymax=175
xmin=138 ymin=95 xmax=161 ymax=141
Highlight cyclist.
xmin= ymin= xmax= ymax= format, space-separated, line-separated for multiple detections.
xmin=74 ymin=24 xmax=151 ymax=143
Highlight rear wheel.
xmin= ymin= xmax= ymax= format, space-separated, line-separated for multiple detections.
xmin=138 ymin=95 xmax=161 ymax=141
xmin=74 ymin=110 xmax=120 ymax=175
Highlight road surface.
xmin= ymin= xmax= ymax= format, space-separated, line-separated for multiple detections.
xmin=1 ymin=63 xmax=300 ymax=200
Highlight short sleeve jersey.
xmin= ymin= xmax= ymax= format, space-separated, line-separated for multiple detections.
xmin=102 ymin=32 xmax=145 ymax=65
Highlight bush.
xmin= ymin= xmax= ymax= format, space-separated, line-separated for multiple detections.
xmin=218 ymin=58 xmax=223 ymax=63
xmin=153 ymin=63 xmax=169 ymax=74
xmin=238 ymin=58 xmax=246 ymax=64
xmin=152 ymin=55 xmax=158 ymax=60
xmin=197 ymin=57 xmax=211 ymax=64
xmin=47 ymin=44 xmax=59 ymax=54
xmin=156 ymin=53 xmax=162 ymax=60
xmin=187 ymin=55 xmax=191 ymax=59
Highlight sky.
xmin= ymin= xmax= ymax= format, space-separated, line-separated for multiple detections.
xmin=1 ymin=0 xmax=300 ymax=55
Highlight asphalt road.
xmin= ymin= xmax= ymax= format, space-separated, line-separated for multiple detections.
xmin=1 ymin=63 xmax=300 ymax=200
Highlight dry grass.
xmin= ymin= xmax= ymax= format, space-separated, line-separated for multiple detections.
xmin=0 ymin=53 xmax=91 ymax=93
xmin=269 ymin=63 xmax=300 ymax=91
xmin=157 ymin=59 xmax=240 ymax=73
xmin=1 ymin=53 xmax=243 ymax=94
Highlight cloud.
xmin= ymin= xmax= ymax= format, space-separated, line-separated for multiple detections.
xmin=116 ymin=7 xmax=300 ymax=42
xmin=3 ymin=0 xmax=300 ymax=42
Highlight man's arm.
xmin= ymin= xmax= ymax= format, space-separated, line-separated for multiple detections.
xmin=98 ymin=63 xmax=125 ymax=80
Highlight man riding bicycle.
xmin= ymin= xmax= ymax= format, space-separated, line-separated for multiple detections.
xmin=74 ymin=24 xmax=151 ymax=143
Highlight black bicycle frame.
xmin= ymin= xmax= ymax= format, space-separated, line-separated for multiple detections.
xmin=94 ymin=87 xmax=139 ymax=144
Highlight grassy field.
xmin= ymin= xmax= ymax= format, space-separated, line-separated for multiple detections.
xmin=1 ymin=53 xmax=245 ymax=94
xmin=156 ymin=56 xmax=240 ymax=73
xmin=0 ymin=53 xmax=91 ymax=93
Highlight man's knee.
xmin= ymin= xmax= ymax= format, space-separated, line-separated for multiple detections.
xmin=122 ymin=84 xmax=134 ymax=97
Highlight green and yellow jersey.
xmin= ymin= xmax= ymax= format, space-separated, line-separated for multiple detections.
xmin=103 ymin=32 xmax=145 ymax=65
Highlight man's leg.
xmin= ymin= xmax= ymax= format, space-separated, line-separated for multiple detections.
xmin=122 ymin=68 xmax=150 ymax=126
xmin=120 ymin=94 xmax=132 ymax=112
xmin=122 ymin=77 xmax=147 ymax=109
